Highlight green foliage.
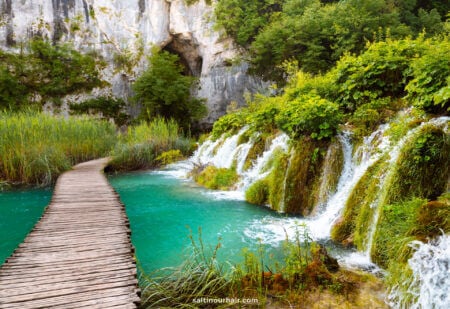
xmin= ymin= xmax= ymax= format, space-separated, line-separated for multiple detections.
xmin=133 ymin=47 xmax=207 ymax=130
xmin=0 ymin=39 xmax=105 ymax=109
xmin=69 ymin=96 xmax=129 ymax=126
xmin=245 ymin=178 xmax=269 ymax=205
xmin=249 ymin=0 xmax=409 ymax=81
xmin=267 ymin=150 xmax=289 ymax=211
xmin=0 ymin=67 xmax=27 ymax=110
xmin=333 ymin=38 xmax=426 ymax=111
xmin=0 ymin=110 xmax=116 ymax=186
xmin=405 ymin=38 xmax=450 ymax=112
xmin=109 ymin=118 xmax=193 ymax=171
xmin=384 ymin=125 xmax=450 ymax=204
xmin=283 ymin=140 xmax=326 ymax=215
xmin=140 ymin=228 xmax=229 ymax=308
xmin=371 ymin=198 xmax=425 ymax=268
xmin=276 ymin=94 xmax=342 ymax=140
xmin=214 ymin=0 xmax=283 ymax=46
xmin=210 ymin=111 xmax=247 ymax=140
xmin=194 ymin=165 xmax=239 ymax=190
xmin=155 ymin=149 xmax=184 ymax=166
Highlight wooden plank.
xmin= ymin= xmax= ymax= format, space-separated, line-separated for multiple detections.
xmin=0 ymin=158 xmax=140 ymax=307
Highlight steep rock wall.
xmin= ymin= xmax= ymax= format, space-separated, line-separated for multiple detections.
xmin=0 ymin=0 xmax=265 ymax=124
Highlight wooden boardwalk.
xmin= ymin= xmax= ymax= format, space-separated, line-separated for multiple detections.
xmin=0 ymin=158 xmax=140 ymax=308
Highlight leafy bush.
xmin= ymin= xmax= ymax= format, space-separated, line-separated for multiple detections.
xmin=155 ymin=149 xmax=184 ymax=165
xmin=210 ymin=111 xmax=247 ymax=140
xmin=333 ymin=38 xmax=426 ymax=111
xmin=133 ymin=47 xmax=207 ymax=130
xmin=249 ymin=0 xmax=410 ymax=82
xmin=276 ymin=95 xmax=342 ymax=140
xmin=0 ymin=39 xmax=105 ymax=109
xmin=214 ymin=0 xmax=283 ymax=46
xmin=69 ymin=96 xmax=129 ymax=126
xmin=405 ymin=38 xmax=450 ymax=113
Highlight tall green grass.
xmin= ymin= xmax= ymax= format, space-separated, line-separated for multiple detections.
xmin=109 ymin=118 xmax=194 ymax=171
xmin=0 ymin=110 xmax=116 ymax=186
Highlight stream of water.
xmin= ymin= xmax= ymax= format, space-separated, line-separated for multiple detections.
xmin=0 ymin=188 xmax=52 ymax=264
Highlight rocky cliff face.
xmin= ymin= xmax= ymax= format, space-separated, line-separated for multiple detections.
xmin=0 ymin=0 xmax=265 ymax=124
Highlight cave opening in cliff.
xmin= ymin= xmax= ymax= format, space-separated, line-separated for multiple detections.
xmin=162 ymin=35 xmax=203 ymax=77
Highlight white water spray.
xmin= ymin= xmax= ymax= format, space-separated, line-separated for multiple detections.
xmin=388 ymin=235 xmax=450 ymax=309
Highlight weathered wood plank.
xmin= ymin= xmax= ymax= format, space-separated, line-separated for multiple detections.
xmin=0 ymin=158 xmax=140 ymax=308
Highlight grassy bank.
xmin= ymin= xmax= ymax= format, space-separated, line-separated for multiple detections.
xmin=0 ymin=110 xmax=116 ymax=186
xmin=109 ymin=118 xmax=194 ymax=172
xmin=139 ymin=228 xmax=387 ymax=308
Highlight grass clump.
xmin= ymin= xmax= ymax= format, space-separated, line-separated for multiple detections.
xmin=139 ymin=226 xmax=387 ymax=308
xmin=109 ymin=118 xmax=193 ymax=171
xmin=140 ymin=229 xmax=229 ymax=308
xmin=194 ymin=166 xmax=239 ymax=190
xmin=0 ymin=110 xmax=116 ymax=186
xmin=245 ymin=178 xmax=269 ymax=205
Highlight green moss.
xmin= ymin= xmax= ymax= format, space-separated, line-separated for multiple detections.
xmin=316 ymin=140 xmax=344 ymax=207
xmin=409 ymin=199 xmax=450 ymax=241
xmin=331 ymin=157 xmax=388 ymax=247
xmin=245 ymin=178 xmax=269 ymax=205
xmin=384 ymin=125 xmax=450 ymax=204
xmin=194 ymin=166 xmax=239 ymax=190
xmin=267 ymin=151 xmax=289 ymax=212
xmin=243 ymin=135 xmax=266 ymax=171
xmin=283 ymin=139 xmax=327 ymax=215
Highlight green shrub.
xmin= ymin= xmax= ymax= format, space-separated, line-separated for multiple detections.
xmin=276 ymin=94 xmax=343 ymax=140
xmin=69 ymin=96 xmax=129 ymax=126
xmin=333 ymin=38 xmax=426 ymax=111
xmin=155 ymin=149 xmax=184 ymax=165
xmin=405 ymin=38 xmax=450 ymax=113
xmin=210 ymin=111 xmax=247 ymax=140
xmin=133 ymin=47 xmax=207 ymax=130
xmin=0 ymin=39 xmax=105 ymax=110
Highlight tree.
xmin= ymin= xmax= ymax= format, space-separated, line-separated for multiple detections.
xmin=132 ymin=47 xmax=206 ymax=129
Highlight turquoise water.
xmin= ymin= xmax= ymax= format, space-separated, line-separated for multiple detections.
xmin=108 ymin=169 xmax=286 ymax=274
xmin=0 ymin=188 xmax=52 ymax=264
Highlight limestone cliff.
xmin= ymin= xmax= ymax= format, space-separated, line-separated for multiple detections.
xmin=0 ymin=0 xmax=265 ymax=124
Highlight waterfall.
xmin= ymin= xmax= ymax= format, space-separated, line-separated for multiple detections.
xmin=363 ymin=116 xmax=450 ymax=259
xmin=191 ymin=127 xmax=252 ymax=169
xmin=238 ymin=133 xmax=289 ymax=191
xmin=308 ymin=127 xmax=389 ymax=240
xmin=388 ymin=235 xmax=450 ymax=309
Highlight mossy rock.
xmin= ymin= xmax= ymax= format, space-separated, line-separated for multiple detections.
xmin=331 ymin=157 xmax=387 ymax=248
xmin=283 ymin=138 xmax=328 ymax=215
xmin=409 ymin=200 xmax=450 ymax=241
xmin=194 ymin=165 xmax=239 ymax=190
xmin=245 ymin=178 xmax=269 ymax=205
xmin=243 ymin=135 xmax=267 ymax=171
xmin=384 ymin=125 xmax=450 ymax=204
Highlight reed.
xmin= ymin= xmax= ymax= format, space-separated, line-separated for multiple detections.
xmin=109 ymin=118 xmax=194 ymax=171
xmin=0 ymin=110 xmax=116 ymax=186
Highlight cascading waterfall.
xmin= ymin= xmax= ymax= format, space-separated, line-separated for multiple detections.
xmin=363 ymin=116 xmax=450 ymax=259
xmin=238 ymin=133 xmax=289 ymax=191
xmin=388 ymin=235 xmax=450 ymax=309
xmin=309 ymin=127 xmax=390 ymax=240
